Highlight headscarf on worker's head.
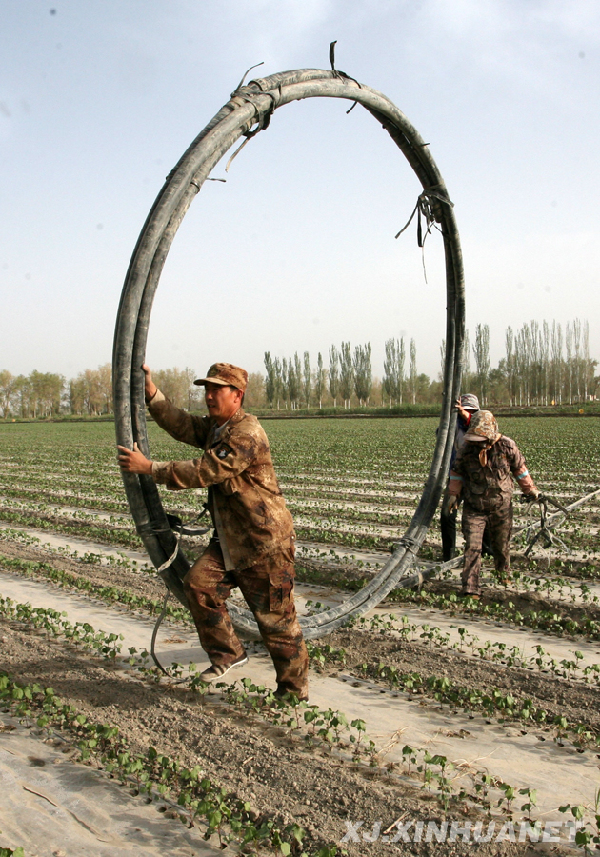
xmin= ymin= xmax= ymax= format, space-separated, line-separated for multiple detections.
xmin=464 ymin=410 xmax=502 ymax=466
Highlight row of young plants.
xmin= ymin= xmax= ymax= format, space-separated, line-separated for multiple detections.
xmin=0 ymin=526 xmax=153 ymax=570
xmin=541 ymin=557 xmax=600 ymax=582
xmin=305 ymin=633 xmax=599 ymax=752
xmin=280 ymin=482 xmax=421 ymax=504
xmin=0 ymin=553 xmax=189 ymax=622
xmin=386 ymin=586 xmax=600 ymax=640
xmin=359 ymin=661 xmax=596 ymax=750
xmin=4 ymin=534 xmax=600 ymax=694
xmin=0 ymin=504 xmax=141 ymax=550
xmin=503 ymin=570 xmax=600 ymax=604
xmin=288 ymin=498 xmax=413 ymax=528
xmin=0 ymin=495 xmax=130 ymax=525
xmin=0 ymin=597 xmax=546 ymax=834
xmin=350 ymin=613 xmax=600 ymax=683
xmin=435 ymin=557 xmax=600 ymax=605
xmin=0 ymin=669 xmax=320 ymax=856
xmin=5 ymin=541 xmax=600 ymax=707
xmin=213 ymin=676 xmax=543 ymax=823
xmin=0 ymin=483 xmax=130 ymax=515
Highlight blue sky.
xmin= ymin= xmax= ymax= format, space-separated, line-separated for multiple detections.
xmin=1 ymin=0 xmax=598 ymax=381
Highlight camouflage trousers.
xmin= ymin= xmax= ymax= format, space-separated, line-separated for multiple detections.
xmin=183 ymin=540 xmax=309 ymax=699
xmin=441 ymin=486 xmax=493 ymax=562
xmin=461 ymin=502 xmax=513 ymax=595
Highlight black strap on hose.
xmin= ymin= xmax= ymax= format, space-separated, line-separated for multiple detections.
xmin=329 ymin=40 xmax=361 ymax=88
xmin=148 ymin=586 xmax=197 ymax=683
xmin=392 ymin=535 xmax=419 ymax=554
xmin=150 ymin=590 xmax=171 ymax=675
xmin=155 ymin=504 xmax=210 ymax=575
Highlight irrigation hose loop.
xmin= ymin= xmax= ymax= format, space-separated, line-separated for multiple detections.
xmin=113 ymin=67 xmax=466 ymax=640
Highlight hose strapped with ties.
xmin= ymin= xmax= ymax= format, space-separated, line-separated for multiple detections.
xmin=113 ymin=64 xmax=467 ymax=641
xmin=149 ymin=504 xmax=210 ymax=677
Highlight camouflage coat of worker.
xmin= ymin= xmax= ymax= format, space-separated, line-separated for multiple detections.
xmin=148 ymin=390 xmax=294 ymax=569
xmin=448 ymin=436 xmax=534 ymax=511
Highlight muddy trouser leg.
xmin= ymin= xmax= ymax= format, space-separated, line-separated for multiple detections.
xmin=461 ymin=506 xmax=487 ymax=595
xmin=235 ymin=547 xmax=309 ymax=700
xmin=489 ymin=503 xmax=512 ymax=576
xmin=183 ymin=541 xmax=247 ymax=668
xmin=441 ymin=487 xmax=461 ymax=561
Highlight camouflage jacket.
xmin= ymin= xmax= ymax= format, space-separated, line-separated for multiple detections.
xmin=148 ymin=390 xmax=294 ymax=569
xmin=448 ymin=435 xmax=535 ymax=512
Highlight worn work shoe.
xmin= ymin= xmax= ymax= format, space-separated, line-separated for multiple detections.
xmin=458 ymin=591 xmax=481 ymax=601
xmin=273 ymin=687 xmax=309 ymax=703
xmin=199 ymin=653 xmax=248 ymax=683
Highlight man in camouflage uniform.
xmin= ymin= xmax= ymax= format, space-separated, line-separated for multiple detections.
xmin=118 ymin=362 xmax=309 ymax=700
xmin=447 ymin=410 xmax=540 ymax=598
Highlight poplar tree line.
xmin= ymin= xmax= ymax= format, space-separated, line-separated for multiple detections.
xmin=264 ymin=343 xmax=373 ymax=409
xmin=0 ymin=365 xmax=116 ymax=418
xmin=265 ymin=336 xmax=434 ymax=410
xmin=266 ymin=319 xmax=597 ymax=410
xmin=501 ymin=319 xmax=595 ymax=406
xmin=458 ymin=319 xmax=596 ymax=407
xmin=0 ymin=319 xmax=597 ymax=418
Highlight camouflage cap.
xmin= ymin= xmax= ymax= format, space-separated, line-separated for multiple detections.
xmin=194 ymin=363 xmax=248 ymax=391
xmin=464 ymin=410 xmax=501 ymax=443
xmin=460 ymin=393 xmax=480 ymax=412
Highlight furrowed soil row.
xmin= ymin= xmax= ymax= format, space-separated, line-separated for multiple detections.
xmin=0 ymin=417 xmax=599 ymax=855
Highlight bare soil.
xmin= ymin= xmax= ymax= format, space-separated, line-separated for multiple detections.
xmin=2 ymin=620 xmax=540 ymax=857
xmin=0 ymin=538 xmax=590 ymax=856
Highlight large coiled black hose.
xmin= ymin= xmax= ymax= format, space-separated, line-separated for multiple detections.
xmin=112 ymin=68 xmax=465 ymax=641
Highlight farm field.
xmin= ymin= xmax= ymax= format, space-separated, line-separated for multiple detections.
xmin=1 ymin=416 xmax=600 ymax=856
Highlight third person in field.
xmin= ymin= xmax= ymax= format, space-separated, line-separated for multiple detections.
xmin=448 ymin=410 xmax=540 ymax=599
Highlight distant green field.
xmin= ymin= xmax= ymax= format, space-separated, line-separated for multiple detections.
xmin=0 ymin=416 xmax=598 ymax=555
xmin=0 ymin=413 xmax=598 ymax=486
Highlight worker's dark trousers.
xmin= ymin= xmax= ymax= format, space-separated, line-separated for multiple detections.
xmin=184 ymin=540 xmax=309 ymax=699
xmin=461 ymin=502 xmax=513 ymax=595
